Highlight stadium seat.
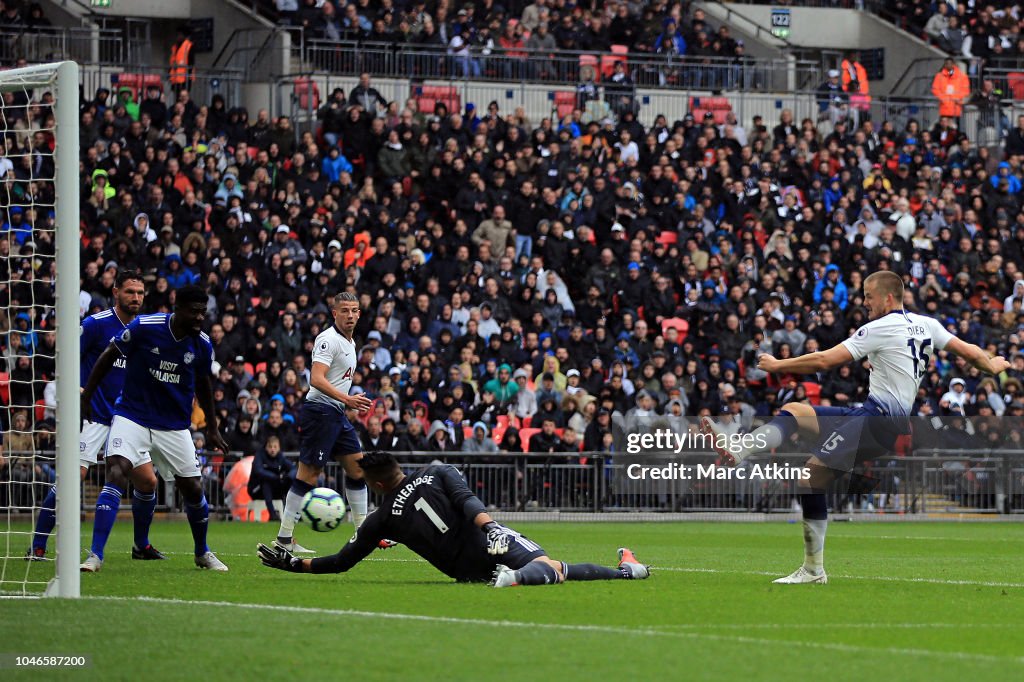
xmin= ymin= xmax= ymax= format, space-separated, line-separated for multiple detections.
xmin=496 ymin=415 xmax=509 ymax=429
xmin=554 ymin=90 xmax=575 ymax=119
xmin=661 ymin=318 xmax=689 ymax=340
xmin=114 ymin=72 xmax=162 ymax=101
xmin=519 ymin=427 xmax=541 ymax=451
xmin=463 ymin=425 xmax=474 ymax=440
xmin=255 ymin=362 xmax=267 ymax=374
xmin=491 ymin=424 xmax=506 ymax=444
xmin=601 ymin=45 xmax=628 ymax=79
xmin=293 ymin=77 xmax=320 ymax=111
xmin=0 ymin=372 xmax=8 ymax=405
xmin=802 ymin=381 xmax=822 ymax=406
xmin=1008 ymin=72 xmax=1024 ymax=101
xmin=34 ymin=399 xmax=46 ymax=422
xmin=656 ymin=230 xmax=678 ymax=246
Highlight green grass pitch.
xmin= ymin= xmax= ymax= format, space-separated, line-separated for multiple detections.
xmin=3 ymin=520 xmax=1023 ymax=681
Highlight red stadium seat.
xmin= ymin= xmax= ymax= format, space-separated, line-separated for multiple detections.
xmin=463 ymin=425 xmax=474 ymax=440
xmin=802 ymin=381 xmax=822 ymax=406
xmin=601 ymin=45 xmax=628 ymax=79
xmin=661 ymin=318 xmax=689 ymax=340
xmin=34 ymin=399 xmax=46 ymax=423
xmin=496 ymin=415 xmax=509 ymax=429
xmin=491 ymin=424 xmax=506 ymax=444
xmin=293 ymin=77 xmax=320 ymax=111
xmin=656 ymin=230 xmax=678 ymax=246
xmin=1008 ymin=72 xmax=1024 ymax=101
xmin=519 ymin=428 xmax=541 ymax=451
xmin=0 ymin=372 xmax=9 ymax=405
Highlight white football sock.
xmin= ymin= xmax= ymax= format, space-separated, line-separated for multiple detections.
xmin=748 ymin=422 xmax=786 ymax=453
xmin=348 ymin=487 xmax=368 ymax=528
xmin=802 ymin=518 xmax=828 ymax=574
xmin=277 ymin=490 xmax=305 ymax=540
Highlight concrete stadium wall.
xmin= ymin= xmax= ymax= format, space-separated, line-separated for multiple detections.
xmin=708 ymin=4 xmax=944 ymax=94
xmin=262 ymin=73 xmax=817 ymax=138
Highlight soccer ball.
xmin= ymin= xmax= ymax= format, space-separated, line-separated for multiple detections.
xmin=300 ymin=487 xmax=347 ymax=532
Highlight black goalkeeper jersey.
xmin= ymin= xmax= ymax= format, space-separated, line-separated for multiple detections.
xmin=313 ymin=465 xmax=500 ymax=582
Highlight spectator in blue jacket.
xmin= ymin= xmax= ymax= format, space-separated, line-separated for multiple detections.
xmin=814 ymin=264 xmax=849 ymax=310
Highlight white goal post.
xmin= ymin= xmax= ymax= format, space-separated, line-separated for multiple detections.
xmin=0 ymin=61 xmax=80 ymax=598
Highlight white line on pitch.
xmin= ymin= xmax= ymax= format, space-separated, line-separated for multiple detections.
xmin=657 ymin=566 xmax=1024 ymax=588
xmin=82 ymin=595 xmax=1024 ymax=666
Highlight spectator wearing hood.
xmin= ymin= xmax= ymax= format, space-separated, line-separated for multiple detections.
xmin=482 ymin=363 xmax=518 ymax=406
xmin=462 ymin=421 xmax=498 ymax=453
xmin=813 ymin=264 xmax=849 ymax=310
xmin=427 ymin=419 xmax=460 ymax=451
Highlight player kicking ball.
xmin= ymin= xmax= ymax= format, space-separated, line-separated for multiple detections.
xmin=271 ymin=292 xmax=374 ymax=555
xmin=80 ymin=285 xmax=231 ymax=572
xmin=29 ymin=270 xmax=166 ymax=564
xmin=701 ymin=271 xmax=1009 ymax=584
xmin=258 ymin=450 xmax=650 ymax=587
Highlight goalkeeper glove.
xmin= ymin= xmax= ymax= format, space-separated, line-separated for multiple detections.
xmin=257 ymin=543 xmax=305 ymax=572
xmin=483 ymin=522 xmax=514 ymax=555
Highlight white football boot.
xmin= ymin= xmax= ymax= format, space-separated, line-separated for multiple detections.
xmin=699 ymin=416 xmax=749 ymax=466
xmin=274 ymin=538 xmax=315 ymax=554
xmin=194 ymin=551 xmax=229 ymax=572
xmin=80 ymin=552 xmax=103 ymax=573
xmin=773 ymin=566 xmax=828 ymax=584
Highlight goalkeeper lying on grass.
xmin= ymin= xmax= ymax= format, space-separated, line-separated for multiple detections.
xmin=258 ymin=450 xmax=650 ymax=587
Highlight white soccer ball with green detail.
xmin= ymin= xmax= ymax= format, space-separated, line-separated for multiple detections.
xmin=301 ymin=487 xmax=347 ymax=532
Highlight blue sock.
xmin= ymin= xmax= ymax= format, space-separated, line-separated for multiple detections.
xmin=91 ymin=484 xmax=124 ymax=560
xmin=32 ymin=485 xmax=57 ymax=551
xmin=801 ymin=493 xmax=828 ymax=520
xmin=132 ymin=489 xmax=157 ymax=549
xmin=185 ymin=495 xmax=209 ymax=556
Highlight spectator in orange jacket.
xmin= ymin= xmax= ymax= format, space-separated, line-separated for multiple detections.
xmin=344 ymin=231 xmax=376 ymax=269
xmin=931 ymin=57 xmax=970 ymax=122
xmin=841 ymin=52 xmax=870 ymax=103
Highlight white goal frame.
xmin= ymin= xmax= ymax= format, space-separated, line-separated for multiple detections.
xmin=1 ymin=61 xmax=81 ymax=598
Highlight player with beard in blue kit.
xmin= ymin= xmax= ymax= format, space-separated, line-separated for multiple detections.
xmin=28 ymin=270 xmax=161 ymax=563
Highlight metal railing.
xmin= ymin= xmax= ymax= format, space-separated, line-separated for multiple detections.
xmin=0 ymin=26 xmax=127 ymax=65
xmin=78 ymin=64 xmax=245 ymax=115
xmin=303 ymin=41 xmax=820 ymax=93
xmin=30 ymin=450 xmax=1020 ymax=518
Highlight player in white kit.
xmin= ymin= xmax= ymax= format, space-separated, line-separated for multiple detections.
xmin=272 ymin=292 xmax=373 ymax=554
xmin=702 ymin=271 xmax=1009 ymax=583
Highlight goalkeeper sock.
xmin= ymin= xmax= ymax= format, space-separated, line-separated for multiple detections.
xmin=132 ymin=489 xmax=157 ymax=549
xmin=345 ymin=477 xmax=368 ymax=528
xmin=748 ymin=410 xmax=799 ymax=453
xmin=513 ymin=560 xmax=561 ymax=585
xmin=91 ymin=484 xmax=123 ymax=560
xmin=184 ymin=495 xmax=210 ymax=556
xmin=800 ymin=493 xmax=828 ymax=575
xmin=278 ymin=479 xmax=314 ymax=540
xmin=561 ymin=562 xmax=627 ymax=581
xmin=32 ymin=485 xmax=57 ymax=552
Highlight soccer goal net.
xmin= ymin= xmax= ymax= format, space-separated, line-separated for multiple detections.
xmin=0 ymin=61 xmax=80 ymax=597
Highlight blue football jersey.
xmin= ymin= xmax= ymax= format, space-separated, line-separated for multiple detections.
xmin=112 ymin=313 xmax=214 ymax=430
xmin=81 ymin=309 xmax=129 ymax=426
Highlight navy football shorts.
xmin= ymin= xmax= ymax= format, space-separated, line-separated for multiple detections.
xmin=811 ymin=397 xmax=909 ymax=472
xmin=298 ymin=401 xmax=362 ymax=467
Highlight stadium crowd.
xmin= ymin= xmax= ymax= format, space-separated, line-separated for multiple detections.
xmin=1 ymin=6 xmax=1024 ymax=490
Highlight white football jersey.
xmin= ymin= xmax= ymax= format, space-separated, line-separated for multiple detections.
xmin=305 ymin=325 xmax=356 ymax=411
xmin=841 ymin=310 xmax=954 ymax=416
